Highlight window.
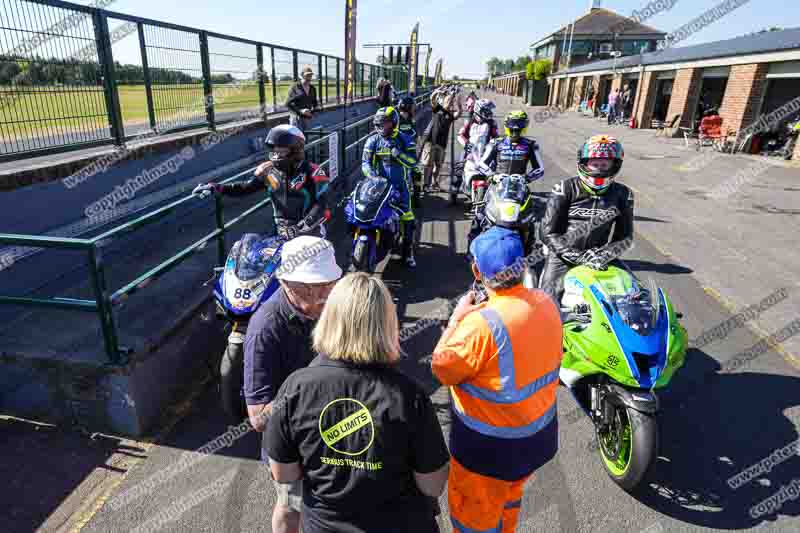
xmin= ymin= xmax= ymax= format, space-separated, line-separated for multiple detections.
xmin=620 ymin=40 xmax=649 ymax=55
xmin=599 ymin=42 xmax=614 ymax=54
xmin=568 ymin=40 xmax=593 ymax=55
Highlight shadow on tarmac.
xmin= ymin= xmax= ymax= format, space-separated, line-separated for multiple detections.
xmin=624 ymin=259 xmax=694 ymax=275
xmin=627 ymin=350 xmax=800 ymax=529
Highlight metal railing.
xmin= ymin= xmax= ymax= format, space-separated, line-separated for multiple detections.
xmin=0 ymin=92 xmax=433 ymax=363
xmin=0 ymin=0 xmax=418 ymax=161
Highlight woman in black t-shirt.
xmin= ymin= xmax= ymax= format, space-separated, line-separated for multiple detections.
xmin=266 ymin=273 xmax=450 ymax=533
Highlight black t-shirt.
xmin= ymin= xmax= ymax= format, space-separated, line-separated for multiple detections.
xmin=266 ymin=355 xmax=449 ymax=533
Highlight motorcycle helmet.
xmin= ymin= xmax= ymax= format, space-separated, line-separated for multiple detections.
xmin=397 ymin=96 xmax=415 ymax=118
xmin=473 ymin=99 xmax=495 ymax=122
xmin=373 ymin=106 xmax=399 ymax=137
xmin=265 ymin=124 xmax=306 ymax=175
xmin=504 ymin=110 xmax=529 ymax=139
xmin=577 ymin=135 xmax=624 ymax=193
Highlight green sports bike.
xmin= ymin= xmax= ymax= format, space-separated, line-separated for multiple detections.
xmin=558 ymin=264 xmax=688 ymax=491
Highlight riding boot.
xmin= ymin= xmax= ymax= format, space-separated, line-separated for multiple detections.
xmin=402 ymin=219 xmax=417 ymax=268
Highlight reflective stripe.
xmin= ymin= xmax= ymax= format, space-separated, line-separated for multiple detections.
xmin=451 ymin=515 xmax=502 ymax=533
xmin=459 ymin=368 xmax=559 ymax=404
xmin=504 ymin=499 xmax=522 ymax=509
xmin=457 ymin=308 xmax=559 ymax=403
xmin=454 ymin=402 xmax=557 ymax=439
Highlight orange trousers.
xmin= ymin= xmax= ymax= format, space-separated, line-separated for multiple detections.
xmin=448 ymin=458 xmax=531 ymax=533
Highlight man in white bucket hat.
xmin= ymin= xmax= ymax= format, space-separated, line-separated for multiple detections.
xmin=243 ymin=235 xmax=342 ymax=533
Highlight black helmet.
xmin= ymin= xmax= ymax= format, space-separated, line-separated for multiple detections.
xmin=373 ymin=107 xmax=399 ymax=137
xmin=397 ymin=96 xmax=415 ymax=115
xmin=265 ymin=124 xmax=306 ymax=174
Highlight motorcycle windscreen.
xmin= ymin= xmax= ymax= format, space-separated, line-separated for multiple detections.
xmin=353 ymin=177 xmax=393 ymax=223
xmin=234 ymin=234 xmax=282 ymax=281
xmin=486 ymin=175 xmax=529 ymax=224
xmin=600 ymin=272 xmax=659 ymax=336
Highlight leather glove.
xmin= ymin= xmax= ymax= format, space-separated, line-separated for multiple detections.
xmin=193 ymin=183 xmax=221 ymax=197
xmin=560 ymin=250 xmax=585 ymax=266
xmin=581 ymin=249 xmax=609 ymax=271
xmin=276 ymin=223 xmax=298 ymax=241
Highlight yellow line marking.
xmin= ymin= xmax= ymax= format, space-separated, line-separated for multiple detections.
xmin=702 ymin=285 xmax=800 ymax=370
xmin=68 ymin=375 xmax=213 ymax=532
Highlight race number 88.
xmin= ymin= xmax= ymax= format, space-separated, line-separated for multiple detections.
xmin=234 ymin=288 xmax=252 ymax=300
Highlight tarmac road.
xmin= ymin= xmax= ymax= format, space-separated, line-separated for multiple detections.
xmin=8 ymin=95 xmax=800 ymax=533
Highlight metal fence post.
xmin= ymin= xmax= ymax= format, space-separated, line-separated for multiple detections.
xmin=336 ymin=59 xmax=341 ymax=104
xmin=257 ymin=44 xmax=266 ymax=115
xmin=292 ymin=51 xmax=299 ymax=82
xmin=199 ymin=31 xmax=215 ymax=130
xmin=318 ymin=54 xmax=323 ymax=105
xmin=88 ymin=246 xmax=121 ymax=364
xmin=214 ymin=195 xmax=226 ymax=265
xmin=270 ymin=47 xmax=278 ymax=112
xmin=137 ymin=22 xmax=157 ymax=131
xmin=93 ymin=11 xmax=125 ymax=145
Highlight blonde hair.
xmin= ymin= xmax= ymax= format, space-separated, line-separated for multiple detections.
xmin=312 ymin=273 xmax=399 ymax=364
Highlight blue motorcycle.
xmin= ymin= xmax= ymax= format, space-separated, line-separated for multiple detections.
xmin=211 ymin=233 xmax=284 ymax=421
xmin=345 ymin=176 xmax=404 ymax=273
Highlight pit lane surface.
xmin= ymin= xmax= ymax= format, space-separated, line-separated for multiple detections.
xmin=76 ymin=97 xmax=800 ymax=533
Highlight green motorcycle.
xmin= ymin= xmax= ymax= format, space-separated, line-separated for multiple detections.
xmin=559 ymin=264 xmax=688 ymax=491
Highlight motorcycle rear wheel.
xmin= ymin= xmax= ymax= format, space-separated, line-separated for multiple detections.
xmin=596 ymin=404 xmax=658 ymax=492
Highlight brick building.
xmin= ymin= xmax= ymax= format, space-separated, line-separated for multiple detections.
xmin=547 ymin=28 xmax=800 ymax=159
xmin=488 ymin=71 xmax=526 ymax=96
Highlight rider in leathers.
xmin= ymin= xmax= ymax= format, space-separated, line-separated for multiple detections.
xmin=468 ymin=110 xmax=545 ymax=252
xmin=539 ymin=135 xmax=634 ymax=304
xmin=452 ymin=99 xmax=498 ymax=203
xmin=397 ymin=96 xmax=423 ymax=201
xmin=193 ymin=124 xmax=330 ymax=239
xmin=362 ymin=106 xmax=419 ymax=268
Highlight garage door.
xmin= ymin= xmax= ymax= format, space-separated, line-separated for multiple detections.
xmin=702 ymin=66 xmax=730 ymax=78
xmin=767 ymin=61 xmax=800 ymax=79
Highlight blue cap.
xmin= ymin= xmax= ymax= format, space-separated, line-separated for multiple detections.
xmin=469 ymin=226 xmax=524 ymax=280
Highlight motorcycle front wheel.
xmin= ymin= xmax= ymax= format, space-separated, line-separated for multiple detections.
xmin=596 ymin=403 xmax=658 ymax=492
xmin=352 ymin=236 xmax=374 ymax=273
xmin=220 ymin=342 xmax=246 ymax=423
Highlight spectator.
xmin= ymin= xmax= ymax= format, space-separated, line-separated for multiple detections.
xmin=419 ymin=91 xmax=457 ymax=192
xmin=266 ymin=273 xmax=450 ymax=533
xmin=621 ymin=84 xmax=633 ymax=122
xmin=244 ymin=236 xmax=343 ymax=533
xmin=431 ymin=226 xmax=562 ymax=533
xmin=286 ymin=65 xmax=319 ymax=133
xmin=376 ymin=78 xmax=395 ymax=107
xmin=607 ymin=88 xmax=619 ymax=124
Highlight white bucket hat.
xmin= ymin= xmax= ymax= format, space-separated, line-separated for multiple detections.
xmin=276 ymin=236 xmax=342 ymax=284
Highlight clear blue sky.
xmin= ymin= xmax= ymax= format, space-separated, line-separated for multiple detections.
xmin=76 ymin=0 xmax=799 ymax=79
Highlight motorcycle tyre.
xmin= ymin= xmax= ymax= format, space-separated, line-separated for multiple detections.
xmin=597 ymin=405 xmax=659 ymax=492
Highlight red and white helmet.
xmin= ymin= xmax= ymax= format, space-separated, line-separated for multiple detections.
xmin=577 ymin=134 xmax=624 ymax=192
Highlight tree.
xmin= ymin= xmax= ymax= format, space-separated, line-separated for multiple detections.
xmin=486 ymin=57 xmax=501 ymax=77
xmin=531 ymin=59 xmax=552 ymax=81
xmin=513 ymin=55 xmax=532 ymax=72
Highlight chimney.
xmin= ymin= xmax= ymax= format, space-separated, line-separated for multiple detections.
xmin=589 ymin=0 xmax=601 ymax=9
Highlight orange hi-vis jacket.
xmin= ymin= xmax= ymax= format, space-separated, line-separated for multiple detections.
xmin=432 ymin=285 xmax=563 ymax=480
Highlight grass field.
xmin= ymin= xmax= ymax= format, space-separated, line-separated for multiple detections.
xmin=0 ymin=81 xmax=362 ymax=144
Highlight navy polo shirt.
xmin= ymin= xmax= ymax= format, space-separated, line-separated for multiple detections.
xmin=244 ymin=287 xmax=317 ymax=411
